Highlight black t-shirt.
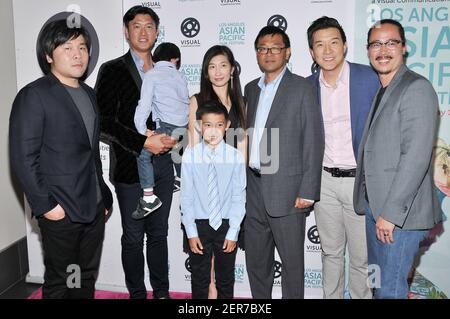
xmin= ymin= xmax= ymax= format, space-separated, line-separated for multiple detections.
xmin=369 ymin=86 xmax=387 ymax=128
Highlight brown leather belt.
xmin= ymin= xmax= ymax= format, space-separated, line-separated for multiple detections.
xmin=323 ymin=167 xmax=356 ymax=178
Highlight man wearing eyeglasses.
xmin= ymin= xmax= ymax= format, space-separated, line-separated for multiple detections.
xmin=245 ymin=25 xmax=324 ymax=299
xmin=353 ymin=19 xmax=441 ymax=299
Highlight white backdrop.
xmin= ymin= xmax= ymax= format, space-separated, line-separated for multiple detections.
xmin=14 ymin=0 xmax=356 ymax=298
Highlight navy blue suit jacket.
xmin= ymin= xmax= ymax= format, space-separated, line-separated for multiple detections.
xmin=307 ymin=62 xmax=380 ymax=159
xmin=9 ymin=73 xmax=113 ymax=223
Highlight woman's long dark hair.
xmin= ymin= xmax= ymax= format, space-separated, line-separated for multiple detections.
xmin=199 ymin=45 xmax=246 ymax=129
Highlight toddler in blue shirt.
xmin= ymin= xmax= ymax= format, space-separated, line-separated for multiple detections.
xmin=133 ymin=42 xmax=189 ymax=219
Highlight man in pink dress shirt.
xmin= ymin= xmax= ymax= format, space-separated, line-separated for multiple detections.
xmin=307 ymin=16 xmax=380 ymax=299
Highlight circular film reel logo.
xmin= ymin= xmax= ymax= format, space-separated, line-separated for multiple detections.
xmin=181 ymin=17 xmax=200 ymax=38
xmin=267 ymin=14 xmax=288 ymax=31
xmin=308 ymin=225 xmax=320 ymax=245
xmin=274 ymin=261 xmax=282 ymax=279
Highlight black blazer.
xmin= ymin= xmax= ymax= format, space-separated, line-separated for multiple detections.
xmin=9 ymin=73 xmax=113 ymax=223
xmin=95 ymin=51 xmax=154 ymax=184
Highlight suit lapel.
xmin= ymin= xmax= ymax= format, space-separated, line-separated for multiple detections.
xmin=358 ymin=90 xmax=377 ymax=158
xmin=349 ymin=63 xmax=358 ymax=147
xmin=265 ymin=70 xmax=290 ymax=128
xmin=81 ymin=82 xmax=99 ymax=148
xmin=360 ymin=64 xmax=408 ymax=155
xmin=247 ymin=82 xmax=261 ymax=128
xmin=48 ymin=74 xmax=91 ymax=147
xmin=367 ymin=64 xmax=407 ymax=135
xmin=124 ymin=51 xmax=143 ymax=92
xmin=311 ymin=71 xmax=321 ymax=106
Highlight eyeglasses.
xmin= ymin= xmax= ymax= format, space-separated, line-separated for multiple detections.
xmin=367 ymin=39 xmax=403 ymax=51
xmin=256 ymin=47 xmax=286 ymax=55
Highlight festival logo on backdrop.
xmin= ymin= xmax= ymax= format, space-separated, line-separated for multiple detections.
xmin=267 ymin=14 xmax=288 ymax=31
xmin=219 ymin=0 xmax=241 ymax=6
xmin=219 ymin=22 xmax=246 ymax=46
xmin=304 ymin=268 xmax=323 ymax=290
xmin=273 ymin=261 xmax=282 ymax=287
xmin=180 ymin=17 xmax=201 ymax=48
xmin=235 ymin=264 xmax=245 ymax=283
xmin=184 ymin=257 xmax=192 ymax=282
xmin=141 ymin=1 xmax=161 ymax=9
xmin=180 ymin=64 xmax=202 ymax=88
xmin=306 ymin=225 xmax=321 ymax=254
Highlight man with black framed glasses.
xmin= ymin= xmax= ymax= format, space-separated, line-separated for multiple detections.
xmin=255 ymin=46 xmax=286 ymax=55
xmin=245 ymin=25 xmax=324 ymax=299
xmin=353 ymin=19 xmax=441 ymax=299
xmin=367 ymin=39 xmax=403 ymax=51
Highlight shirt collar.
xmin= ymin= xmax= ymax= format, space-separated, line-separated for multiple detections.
xmin=130 ymin=49 xmax=145 ymax=73
xmin=319 ymin=60 xmax=349 ymax=88
xmin=202 ymin=140 xmax=225 ymax=160
xmin=258 ymin=66 xmax=287 ymax=90
xmin=155 ymin=60 xmax=176 ymax=69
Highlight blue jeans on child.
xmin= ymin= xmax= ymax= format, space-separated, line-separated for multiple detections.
xmin=365 ymin=203 xmax=427 ymax=299
xmin=137 ymin=120 xmax=186 ymax=189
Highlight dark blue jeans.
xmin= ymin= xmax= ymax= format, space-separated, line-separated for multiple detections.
xmin=115 ymin=153 xmax=175 ymax=299
xmin=136 ymin=121 xmax=186 ymax=189
xmin=365 ymin=205 xmax=427 ymax=299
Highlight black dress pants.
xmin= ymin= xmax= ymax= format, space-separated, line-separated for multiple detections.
xmin=38 ymin=202 xmax=105 ymax=299
xmin=115 ymin=153 xmax=174 ymax=299
xmin=188 ymin=219 xmax=237 ymax=299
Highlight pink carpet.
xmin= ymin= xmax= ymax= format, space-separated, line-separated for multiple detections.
xmin=28 ymin=288 xmax=192 ymax=299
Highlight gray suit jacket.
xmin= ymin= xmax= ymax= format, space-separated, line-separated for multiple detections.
xmin=245 ymin=69 xmax=324 ymax=217
xmin=354 ymin=65 xmax=441 ymax=230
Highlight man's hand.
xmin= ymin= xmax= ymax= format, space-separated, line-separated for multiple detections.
xmin=143 ymin=134 xmax=177 ymax=155
xmin=145 ymin=129 xmax=156 ymax=137
xmin=189 ymin=237 xmax=204 ymax=255
xmin=43 ymin=204 xmax=65 ymax=221
xmin=376 ymin=217 xmax=395 ymax=244
xmin=295 ymin=197 xmax=314 ymax=209
xmin=223 ymin=240 xmax=237 ymax=253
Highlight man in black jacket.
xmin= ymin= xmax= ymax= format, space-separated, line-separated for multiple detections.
xmin=95 ymin=6 xmax=176 ymax=299
xmin=9 ymin=19 xmax=113 ymax=299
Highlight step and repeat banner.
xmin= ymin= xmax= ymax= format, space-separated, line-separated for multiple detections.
xmin=12 ymin=0 xmax=449 ymax=298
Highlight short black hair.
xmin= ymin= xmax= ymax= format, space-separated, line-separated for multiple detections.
xmin=36 ymin=19 xmax=91 ymax=75
xmin=123 ymin=5 xmax=160 ymax=29
xmin=196 ymin=100 xmax=230 ymax=122
xmin=307 ymin=16 xmax=347 ymax=49
xmin=254 ymin=25 xmax=290 ymax=50
xmin=153 ymin=42 xmax=181 ymax=69
xmin=367 ymin=19 xmax=406 ymax=46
